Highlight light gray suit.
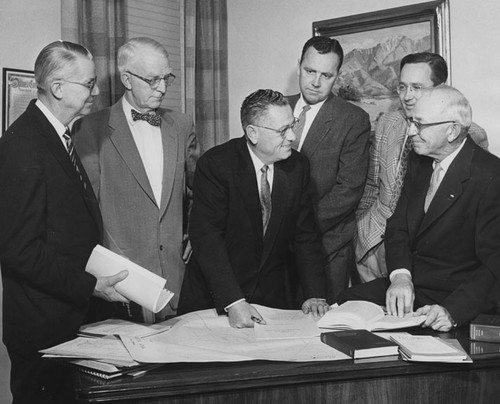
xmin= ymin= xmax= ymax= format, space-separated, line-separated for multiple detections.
xmin=73 ymin=98 xmax=200 ymax=322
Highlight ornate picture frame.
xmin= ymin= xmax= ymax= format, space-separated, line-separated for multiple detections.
xmin=313 ymin=0 xmax=450 ymax=127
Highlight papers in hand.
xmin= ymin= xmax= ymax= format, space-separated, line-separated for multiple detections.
xmin=316 ymin=300 xmax=426 ymax=331
xmin=86 ymin=245 xmax=174 ymax=313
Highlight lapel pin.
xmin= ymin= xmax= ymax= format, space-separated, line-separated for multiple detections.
xmin=449 ymin=194 xmax=455 ymax=198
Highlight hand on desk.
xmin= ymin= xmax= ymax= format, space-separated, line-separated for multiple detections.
xmin=227 ymin=301 xmax=266 ymax=328
xmin=415 ymin=304 xmax=454 ymax=332
xmin=302 ymin=298 xmax=329 ymax=318
xmin=386 ymin=273 xmax=414 ymax=317
xmin=92 ymin=270 xmax=129 ymax=303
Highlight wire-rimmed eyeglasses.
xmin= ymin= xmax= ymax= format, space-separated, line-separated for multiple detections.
xmin=252 ymin=117 xmax=300 ymax=139
xmin=127 ymin=71 xmax=176 ymax=88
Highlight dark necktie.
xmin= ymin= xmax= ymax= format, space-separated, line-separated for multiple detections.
xmin=291 ymin=104 xmax=311 ymax=150
xmin=424 ymin=162 xmax=443 ymax=213
xmin=63 ymin=128 xmax=86 ymax=190
xmin=131 ymin=109 xmax=161 ymax=127
xmin=260 ymin=165 xmax=272 ymax=234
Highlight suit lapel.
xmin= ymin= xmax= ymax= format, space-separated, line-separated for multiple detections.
xmin=417 ymin=139 xmax=472 ymax=236
xmin=235 ymin=139 xmax=263 ymax=255
xmin=159 ymin=112 xmax=179 ymax=219
xmin=260 ymin=162 xmax=288 ymax=267
xmin=108 ymin=102 xmax=157 ymax=207
xmin=300 ymin=93 xmax=335 ymax=157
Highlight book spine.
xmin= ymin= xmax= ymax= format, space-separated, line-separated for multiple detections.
xmin=470 ymin=324 xmax=500 ymax=342
xmin=320 ymin=333 xmax=354 ymax=357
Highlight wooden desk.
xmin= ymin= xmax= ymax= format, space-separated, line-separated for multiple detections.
xmin=72 ymin=328 xmax=500 ymax=403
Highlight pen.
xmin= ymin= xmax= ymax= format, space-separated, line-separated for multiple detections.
xmin=251 ymin=316 xmax=263 ymax=324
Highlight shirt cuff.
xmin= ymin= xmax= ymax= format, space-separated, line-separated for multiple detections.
xmin=224 ymin=298 xmax=246 ymax=312
xmin=389 ymin=268 xmax=412 ymax=282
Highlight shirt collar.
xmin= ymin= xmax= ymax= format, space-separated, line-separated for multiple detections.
xmin=435 ymin=137 xmax=467 ymax=172
xmin=296 ymin=94 xmax=327 ymax=114
xmin=246 ymin=142 xmax=274 ymax=174
xmin=35 ymin=99 xmax=67 ymax=138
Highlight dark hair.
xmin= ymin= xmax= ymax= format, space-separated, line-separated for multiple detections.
xmin=35 ymin=40 xmax=92 ymax=95
xmin=400 ymin=52 xmax=448 ymax=86
xmin=300 ymin=36 xmax=344 ymax=71
xmin=240 ymin=89 xmax=289 ymax=131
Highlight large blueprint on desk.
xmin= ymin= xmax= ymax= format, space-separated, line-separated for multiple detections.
xmin=120 ymin=305 xmax=349 ymax=363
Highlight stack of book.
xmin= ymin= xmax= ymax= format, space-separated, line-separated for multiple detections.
xmin=390 ymin=335 xmax=470 ymax=363
xmin=321 ymin=329 xmax=399 ymax=359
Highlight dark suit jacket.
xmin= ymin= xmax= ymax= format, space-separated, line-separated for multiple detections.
xmin=0 ymin=100 xmax=102 ymax=354
xmin=178 ymin=137 xmax=326 ymax=314
xmin=287 ymin=94 xmax=370 ymax=258
xmin=386 ymin=137 xmax=500 ymax=326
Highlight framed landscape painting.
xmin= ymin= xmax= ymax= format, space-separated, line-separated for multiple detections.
xmin=313 ymin=0 xmax=450 ymax=127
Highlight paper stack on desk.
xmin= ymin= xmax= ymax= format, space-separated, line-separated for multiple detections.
xmin=85 ymin=245 xmax=174 ymax=313
xmin=390 ymin=335 xmax=471 ymax=363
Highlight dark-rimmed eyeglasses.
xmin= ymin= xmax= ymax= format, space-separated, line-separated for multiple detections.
xmin=253 ymin=117 xmax=299 ymax=139
xmin=396 ymin=83 xmax=428 ymax=96
xmin=407 ymin=117 xmax=457 ymax=134
xmin=62 ymin=77 xmax=97 ymax=92
xmin=127 ymin=71 xmax=176 ymax=88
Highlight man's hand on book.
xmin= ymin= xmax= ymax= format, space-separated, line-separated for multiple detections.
xmin=415 ymin=304 xmax=454 ymax=332
xmin=302 ymin=298 xmax=329 ymax=318
xmin=93 ymin=270 xmax=130 ymax=303
xmin=386 ymin=273 xmax=414 ymax=317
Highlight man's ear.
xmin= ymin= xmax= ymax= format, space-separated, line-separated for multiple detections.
xmin=121 ymin=72 xmax=132 ymax=90
xmin=246 ymin=125 xmax=259 ymax=145
xmin=50 ymin=81 xmax=63 ymax=100
xmin=447 ymin=123 xmax=461 ymax=143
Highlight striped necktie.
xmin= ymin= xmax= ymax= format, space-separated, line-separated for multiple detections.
xmin=63 ymin=128 xmax=86 ymax=190
xmin=291 ymin=105 xmax=311 ymax=150
xmin=424 ymin=162 xmax=443 ymax=212
xmin=260 ymin=165 xmax=272 ymax=234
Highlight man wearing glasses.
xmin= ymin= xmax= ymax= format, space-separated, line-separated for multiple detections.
xmin=355 ymin=52 xmax=489 ymax=283
xmin=0 ymin=40 xmax=129 ymax=404
xmin=339 ymin=85 xmax=500 ymax=331
xmin=74 ymin=37 xmax=201 ymax=323
xmin=178 ymin=89 xmax=328 ymax=327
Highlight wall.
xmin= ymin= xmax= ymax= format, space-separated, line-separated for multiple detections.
xmin=227 ymin=0 xmax=500 ymax=156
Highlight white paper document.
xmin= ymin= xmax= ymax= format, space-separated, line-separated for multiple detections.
xmin=79 ymin=318 xmax=173 ymax=338
xmin=254 ymin=309 xmax=319 ymax=339
xmin=120 ymin=305 xmax=349 ymax=363
xmin=85 ymin=245 xmax=174 ymax=313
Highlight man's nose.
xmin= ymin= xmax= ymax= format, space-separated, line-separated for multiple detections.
xmin=92 ymin=83 xmax=100 ymax=96
xmin=286 ymin=127 xmax=296 ymax=142
xmin=312 ymin=73 xmax=321 ymax=87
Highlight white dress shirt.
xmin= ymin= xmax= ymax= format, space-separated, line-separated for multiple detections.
xmin=35 ymin=99 xmax=68 ymax=151
xmin=293 ymin=95 xmax=327 ymax=151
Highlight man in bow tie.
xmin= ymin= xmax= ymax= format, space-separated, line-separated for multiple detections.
xmin=74 ymin=37 xmax=201 ymax=323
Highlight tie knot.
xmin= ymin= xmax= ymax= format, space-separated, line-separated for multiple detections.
xmin=261 ymin=165 xmax=269 ymax=174
xmin=131 ymin=109 xmax=161 ymax=127
xmin=302 ymin=105 xmax=311 ymax=113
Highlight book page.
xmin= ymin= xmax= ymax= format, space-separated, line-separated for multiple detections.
xmin=317 ymin=301 xmax=384 ymax=329
xmin=85 ymin=245 xmax=174 ymax=313
xmin=371 ymin=313 xmax=426 ymax=331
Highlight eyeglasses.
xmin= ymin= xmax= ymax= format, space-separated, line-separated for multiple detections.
xmin=396 ymin=83 xmax=428 ymax=96
xmin=126 ymin=71 xmax=176 ymax=88
xmin=253 ymin=117 xmax=299 ymax=139
xmin=62 ymin=77 xmax=97 ymax=92
xmin=407 ymin=118 xmax=456 ymax=134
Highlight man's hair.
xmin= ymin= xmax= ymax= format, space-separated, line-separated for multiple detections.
xmin=117 ymin=37 xmax=169 ymax=74
xmin=240 ymin=89 xmax=289 ymax=131
xmin=422 ymin=84 xmax=472 ymax=135
xmin=400 ymin=52 xmax=448 ymax=86
xmin=34 ymin=40 xmax=92 ymax=96
xmin=300 ymin=36 xmax=344 ymax=71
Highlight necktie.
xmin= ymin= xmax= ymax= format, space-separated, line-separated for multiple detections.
xmin=63 ymin=128 xmax=86 ymax=190
xmin=291 ymin=105 xmax=311 ymax=150
xmin=260 ymin=165 xmax=272 ymax=234
xmin=424 ymin=162 xmax=443 ymax=212
xmin=131 ymin=109 xmax=161 ymax=127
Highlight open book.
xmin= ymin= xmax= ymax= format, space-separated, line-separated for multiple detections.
xmin=85 ymin=245 xmax=174 ymax=313
xmin=316 ymin=300 xmax=426 ymax=331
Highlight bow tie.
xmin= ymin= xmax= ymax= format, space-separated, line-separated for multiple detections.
xmin=131 ymin=109 xmax=161 ymax=127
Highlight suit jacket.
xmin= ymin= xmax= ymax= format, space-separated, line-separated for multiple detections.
xmin=73 ymin=98 xmax=200 ymax=321
xmin=177 ymin=137 xmax=326 ymax=314
xmin=0 ymin=100 xmax=101 ymax=354
xmin=357 ymin=111 xmax=490 ymax=261
xmin=386 ymin=137 xmax=500 ymax=326
xmin=287 ymin=93 xmax=370 ymax=256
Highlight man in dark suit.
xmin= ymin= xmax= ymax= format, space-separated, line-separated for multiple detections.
xmin=338 ymin=85 xmax=500 ymax=331
xmin=178 ymin=89 xmax=328 ymax=327
xmin=0 ymin=41 xmax=128 ymax=404
xmin=286 ymin=36 xmax=371 ymax=302
xmin=74 ymin=37 xmax=200 ymax=323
